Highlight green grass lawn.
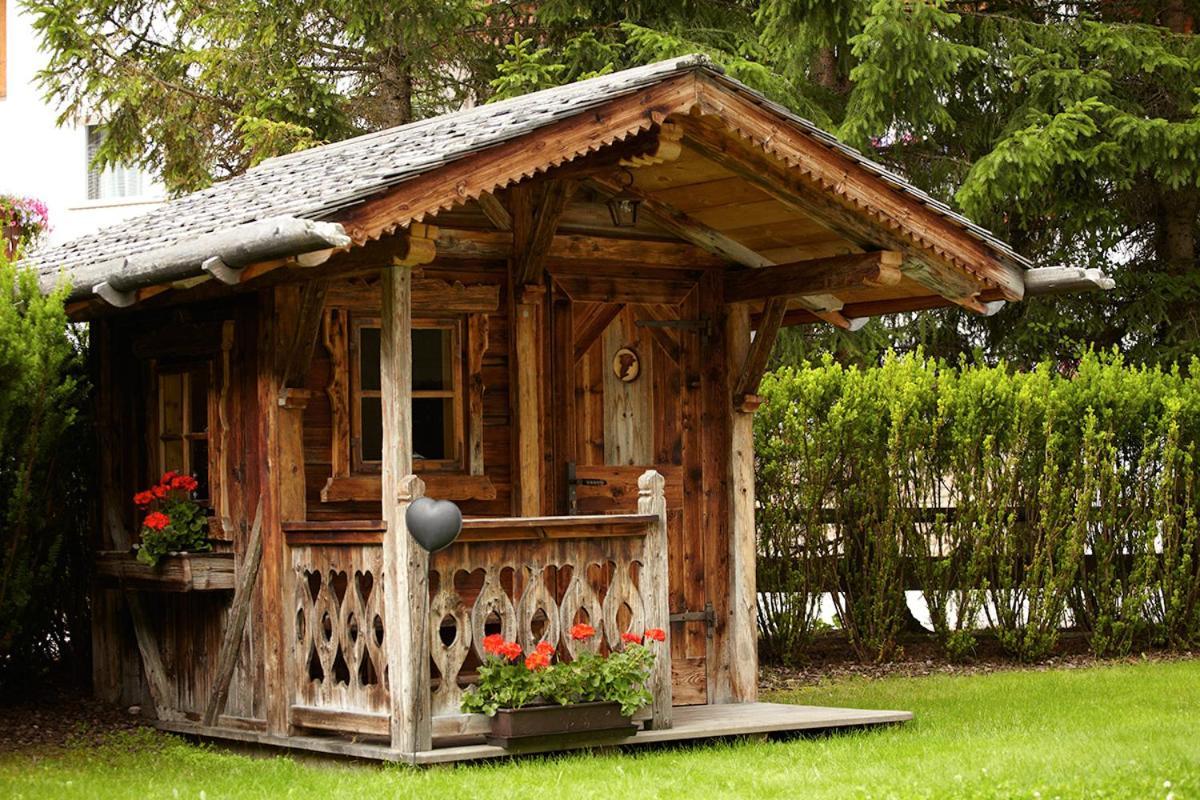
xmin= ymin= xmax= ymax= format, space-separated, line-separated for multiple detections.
xmin=3 ymin=659 xmax=1197 ymax=799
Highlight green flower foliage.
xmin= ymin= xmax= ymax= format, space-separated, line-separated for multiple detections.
xmin=461 ymin=641 xmax=657 ymax=717
xmin=756 ymin=351 xmax=1200 ymax=663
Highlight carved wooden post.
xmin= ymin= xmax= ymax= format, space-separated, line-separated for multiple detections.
xmin=380 ymin=261 xmax=431 ymax=755
xmin=726 ymin=304 xmax=758 ymax=702
xmin=638 ymin=469 xmax=673 ymax=729
xmin=383 ymin=475 xmax=430 ymax=754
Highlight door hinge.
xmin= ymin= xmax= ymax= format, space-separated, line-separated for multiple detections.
xmin=669 ymin=601 xmax=715 ymax=638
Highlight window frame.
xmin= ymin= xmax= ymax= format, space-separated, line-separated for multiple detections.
xmin=150 ymin=359 xmax=214 ymax=503
xmin=349 ymin=314 xmax=466 ymax=474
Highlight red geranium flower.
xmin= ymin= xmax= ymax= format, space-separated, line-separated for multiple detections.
xmin=482 ymin=633 xmax=505 ymax=656
xmin=570 ymin=623 xmax=596 ymax=641
xmin=151 ymin=484 xmax=169 ymax=499
xmin=133 ymin=490 xmax=156 ymax=507
xmin=535 ymin=640 xmax=554 ymax=656
xmin=497 ymin=641 xmax=522 ymax=662
xmin=170 ymin=474 xmax=199 ymax=493
xmin=143 ymin=511 xmax=171 ymax=531
xmin=621 ymin=632 xmax=643 ymax=645
xmin=524 ymin=650 xmax=551 ymax=671
xmin=160 ymin=471 xmax=178 ymax=486
xmin=644 ymin=628 xmax=666 ymax=642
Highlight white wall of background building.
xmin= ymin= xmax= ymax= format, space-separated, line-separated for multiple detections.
xmin=1 ymin=0 xmax=163 ymax=245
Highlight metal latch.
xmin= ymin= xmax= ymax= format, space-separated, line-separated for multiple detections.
xmin=566 ymin=462 xmax=607 ymax=516
xmin=669 ymin=602 xmax=716 ymax=638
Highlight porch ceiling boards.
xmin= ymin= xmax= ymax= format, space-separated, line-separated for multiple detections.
xmin=156 ymin=702 xmax=913 ymax=765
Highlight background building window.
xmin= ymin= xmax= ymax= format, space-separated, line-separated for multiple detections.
xmin=87 ymin=125 xmax=152 ymax=200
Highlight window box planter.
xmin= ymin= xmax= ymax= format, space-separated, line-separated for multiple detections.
xmin=485 ymin=701 xmax=636 ymax=749
xmin=95 ymin=550 xmax=235 ymax=592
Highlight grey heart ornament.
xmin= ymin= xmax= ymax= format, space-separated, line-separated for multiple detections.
xmin=405 ymin=497 xmax=463 ymax=552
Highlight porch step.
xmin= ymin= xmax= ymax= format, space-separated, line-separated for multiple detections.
xmin=156 ymin=702 xmax=912 ymax=765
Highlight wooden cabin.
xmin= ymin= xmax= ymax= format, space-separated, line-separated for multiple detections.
xmin=34 ymin=55 xmax=1106 ymax=763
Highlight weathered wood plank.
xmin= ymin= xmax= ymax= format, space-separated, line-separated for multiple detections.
xmin=511 ymin=285 xmax=543 ymax=516
xmin=515 ymin=180 xmax=577 ymax=285
xmin=725 ymin=303 xmax=758 ymax=702
xmin=723 ymin=251 xmax=902 ymax=304
xmin=638 ymin=470 xmax=673 ymax=730
xmin=202 ymin=499 xmax=265 ymax=726
xmin=319 ymin=473 xmax=498 ymax=503
xmin=258 ymin=285 xmax=292 ymax=735
xmin=435 ymin=228 xmax=727 ymax=269
xmin=379 ymin=258 xmax=432 ymax=753
xmin=325 ymin=277 xmax=500 ymax=314
xmin=94 ymin=552 xmax=236 ymax=592
xmin=732 ymin=296 xmax=787 ymax=409
xmin=467 ymin=313 xmax=489 ymax=476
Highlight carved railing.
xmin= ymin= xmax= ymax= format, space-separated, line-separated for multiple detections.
xmin=286 ymin=543 xmax=389 ymax=722
xmin=281 ymin=469 xmax=672 ymax=748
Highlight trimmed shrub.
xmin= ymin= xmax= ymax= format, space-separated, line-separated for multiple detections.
xmin=756 ymin=351 xmax=1200 ymax=663
xmin=0 ymin=252 xmax=91 ymax=688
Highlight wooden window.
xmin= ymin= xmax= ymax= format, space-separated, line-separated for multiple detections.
xmin=351 ymin=317 xmax=464 ymax=473
xmin=154 ymin=363 xmax=212 ymax=501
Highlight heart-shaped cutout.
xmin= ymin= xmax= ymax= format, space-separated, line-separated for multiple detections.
xmin=405 ymin=497 xmax=463 ymax=553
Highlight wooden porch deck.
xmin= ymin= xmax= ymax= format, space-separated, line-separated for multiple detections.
xmin=157 ymin=702 xmax=913 ymax=765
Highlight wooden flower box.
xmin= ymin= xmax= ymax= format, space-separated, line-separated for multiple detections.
xmin=95 ymin=551 xmax=235 ymax=592
xmin=485 ymin=701 xmax=636 ymax=749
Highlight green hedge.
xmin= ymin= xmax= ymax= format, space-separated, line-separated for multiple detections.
xmin=755 ymin=352 xmax=1200 ymax=663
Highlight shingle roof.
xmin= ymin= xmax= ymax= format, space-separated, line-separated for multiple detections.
xmin=33 ymin=54 xmax=1029 ymax=301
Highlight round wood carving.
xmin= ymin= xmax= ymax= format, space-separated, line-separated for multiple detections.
xmin=612 ymin=347 xmax=640 ymax=383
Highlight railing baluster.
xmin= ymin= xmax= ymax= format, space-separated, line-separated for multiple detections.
xmin=638 ymin=469 xmax=673 ymax=730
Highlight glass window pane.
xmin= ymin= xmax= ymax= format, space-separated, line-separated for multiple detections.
xmin=412 ymin=328 xmax=450 ymax=391
xmin=190 ymin=440 xmax=209 ymax=500
xmin=360 ymin=397 xmax=383 ymax=462
xmin=360 ymin=328 xmax=381 ymax=392
xmin=162 ymin=439 xmax=185 ymax=473
xmin=160 ymin=373 xmax=183 ymax=436
xmin=413 ymin=397 xmax=452 ymax=461
xmin=189 ymin=368 xmax=209 ymax=434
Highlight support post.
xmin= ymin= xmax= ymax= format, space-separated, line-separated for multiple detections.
xmin=638 ymin=470 xmax=673 ymax=729
xmin=202 ymin=498 xmax=265 ymax=726
xmin=379 ymin=262 xmax=432 ymax=755
xmin=725 ymin=303 xmax=758 ymax=702
xmin=512 ymin=285 xmax=544 ymax=515
xmin=257 ymin=286 xmax=292 ymax=736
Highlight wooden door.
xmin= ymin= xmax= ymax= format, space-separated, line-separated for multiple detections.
xmin=550 ymin=284 xmax=710 ymax=705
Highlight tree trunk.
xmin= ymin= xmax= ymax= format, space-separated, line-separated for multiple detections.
xmin=1158 ymin=187 xmax=1200 ymax=345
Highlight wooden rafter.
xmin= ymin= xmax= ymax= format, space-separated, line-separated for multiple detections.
xmin=733 ymin=297 xmax=787 ymax=411
xmin=476 ymin=191 xmax=512 ymax=231
xmin=679 ymin=117 xmax=998 ymax=313
xmin=767 ymin=291 xmax=1010 ymax=327
xmin=690 ymin=76 xmax=1024 ymax=300
xmin=586 ymin=175 xmax=851 ymax=329
xmin=514 ymin=180 xmax=578 ymax=285
xmin=724 ymin=251 xmax=903 ymax=304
